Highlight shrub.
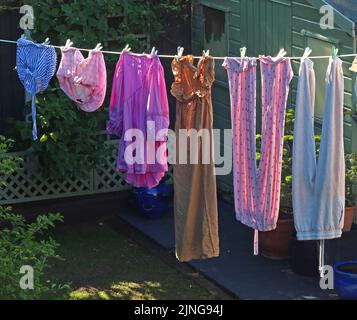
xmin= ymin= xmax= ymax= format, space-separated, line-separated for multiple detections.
xmin=14 ymin=91 xmax=108 ymax=178
xmin=345 ymin=153 xmax=357 ymax=207
xmin=0 ymin=208 xmax=65 ymax=299
xmin=0 ymin=136 xmax=66 ymax=299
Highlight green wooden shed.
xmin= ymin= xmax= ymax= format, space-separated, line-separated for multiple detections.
xmin=192 ymin=0 xmax=357 ymax=192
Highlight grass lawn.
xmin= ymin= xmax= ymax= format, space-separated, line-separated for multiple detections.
xmin=45 ymin=217 xmax=216 ymax=300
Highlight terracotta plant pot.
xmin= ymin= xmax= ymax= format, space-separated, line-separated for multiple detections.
xmin=259 ymin=212 xmax=294 ymax=260
xmin=343 ymin=206 xmax=357 ymax=233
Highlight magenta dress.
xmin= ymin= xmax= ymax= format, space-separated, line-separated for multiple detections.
xmin=107 ymin=52 xmax=170 ymax=188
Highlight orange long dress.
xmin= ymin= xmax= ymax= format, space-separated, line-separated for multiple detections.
xmin=170 ymin=55 xmax=219 ymax=262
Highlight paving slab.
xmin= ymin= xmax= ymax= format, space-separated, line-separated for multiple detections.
xmin=118 ymin=200 xmax=355 ymax=300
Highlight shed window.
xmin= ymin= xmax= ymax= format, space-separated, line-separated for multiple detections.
xmin=204 ymin=7 xmax=225 ymax=43
xmin=203 ymin=6 xmax=227 ymax=82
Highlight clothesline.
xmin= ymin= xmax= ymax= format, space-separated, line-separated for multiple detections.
xmin=1 ymin=38 xmax=357 ymax=61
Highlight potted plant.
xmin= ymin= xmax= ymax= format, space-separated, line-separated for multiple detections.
xmin=343 ymin=153 xmax=357 ymax=232
xmin=259 ymin=108 xmax=295 ymax=260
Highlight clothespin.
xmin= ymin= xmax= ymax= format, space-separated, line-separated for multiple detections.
xmin=64 ymin=39 xmax=73 ymax=50
xmin=276 ymin=48 xmax=287 ymax=59
xmin=93 ymin=43 xmax=103 ymax=52
xmin=202 ymin=49 xmax=210 ymax=57
xmin=301 ymin=47 xmax=312 ymax=61
xmin=151 ymin=46 xmax=158 ymax=55
xmin=240 ymin=46 xmax=247 ymax=59
xmin=176 ymin=46 xmax=184 ymax=61
xmin=122 ymin=44 xmax=131 ymax=53
xmin=43 ymin=37 xmax=50 ymax=45
xmin=331 ymin=46 xmax=339 ymax=59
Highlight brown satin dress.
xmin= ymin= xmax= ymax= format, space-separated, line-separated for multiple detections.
xmin=170 ymin=55 xmax=219 ymax=262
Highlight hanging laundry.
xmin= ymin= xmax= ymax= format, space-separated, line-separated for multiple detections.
xmin=57 ymin=47 xmax=107 ymax=112
xmin=171 ymin=55 xmax=219 ymax=262
xmin=223 ymin=55 xmax=293 ymax=254
xmin=292 ymin=57 xmax=345 ymax=241
xmin=107 ymin=51 xmax=169 ymax=189
xmin=16 ymin=37 xmax=57 ymax=140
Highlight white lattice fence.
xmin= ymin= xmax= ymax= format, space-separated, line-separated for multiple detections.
xmin=0 ymin=138 xmax=174 ymax=205
xmin=0 ymin=140 xmax=130 ymax=205
xmin=94 ymin=139 xmax=130 ymax=193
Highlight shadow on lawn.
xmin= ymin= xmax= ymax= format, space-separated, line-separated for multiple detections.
xmin=46 ymin=217 xmax=214 ymax=300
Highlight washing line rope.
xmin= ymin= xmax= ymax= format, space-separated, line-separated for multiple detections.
xmin=1 ymin=38 xmax=357 ymax=61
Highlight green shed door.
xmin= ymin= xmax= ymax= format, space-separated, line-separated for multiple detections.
xmin=240 ymin=0 xmax=292 ymax=132
xmin=240 ymin=0 xmax=292 ymax=57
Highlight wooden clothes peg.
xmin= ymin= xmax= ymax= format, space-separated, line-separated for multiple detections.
xmin=64 ymin=39 xmax=73 ymax=50
xmin=93 ymin=43 xmax=103 ymax=52
xmin=240 ymin=46 xmax=247 ymax=59
xmin=271 ymin=48 xmax=287 ymax=62
xmin=301 ymin=47 xmax=312 ymax=61
xmin=202 ymin=49 xmax=210 ymax=57
xmin=176 ymin=46 xmax=184 ymax=61
xmin=122 ymin=44 xmax=131 ymax=53
xmin=331 ymin=46 xmax=339 ymax=59
xmin=276 ymin=48 xmax=287 ymax=58
xmin=151 ymin=46 xmax=158 ymax=55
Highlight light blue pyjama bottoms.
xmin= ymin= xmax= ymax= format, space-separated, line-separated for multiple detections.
xmin=292 ymin=57 xmax=345 ymax=241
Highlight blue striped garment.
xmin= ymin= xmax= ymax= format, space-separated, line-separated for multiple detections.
xmin=16 ymin=38 xmax=57 ymax=140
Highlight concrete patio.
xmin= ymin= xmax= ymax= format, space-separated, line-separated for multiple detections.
xmin=119 ymin=197 xmax=357 ymax=300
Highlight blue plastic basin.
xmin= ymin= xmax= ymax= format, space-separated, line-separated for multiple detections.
xmin=134 ymin=182 xmax=172 ymax=219
xmin=334 ymin=261 xmax=357 ymax=300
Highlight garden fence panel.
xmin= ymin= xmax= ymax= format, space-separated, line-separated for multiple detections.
xmin=0 ymin=139 xmax=130 ymax=204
